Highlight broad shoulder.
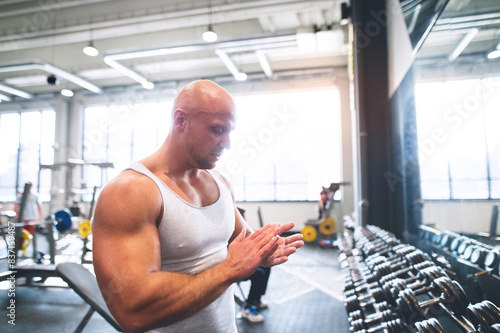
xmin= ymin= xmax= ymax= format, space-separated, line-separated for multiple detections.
xmin=101 ymin=170 xmax=159 ymax=199
xmin=94 ymin=170 xmax=163 ymax=228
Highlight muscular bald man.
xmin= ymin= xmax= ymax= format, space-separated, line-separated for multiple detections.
xmin=92 ymin=80 xmax=304 ymax=333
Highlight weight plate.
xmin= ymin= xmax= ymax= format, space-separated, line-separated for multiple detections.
xmin=482 ymin=300 xmax=500 ymax=319
xmin=54 ymin=209 xmax=73 ymax=233
xmin=477 ymin=301 xmax=500 ymax=327
xmin=301 ymin=225 xmax=317 ymax=243
xmin=319 ymin=217 xmax=336 ymax=235
xmin=450 ymin=236 xmax=464 ymax=253
xmin=21 ymin=229 xmax=32 ymax=255
xmin=492 ymin=324 xmax=500 ymax=333
xmin=485 ymin=249 xmax=500 ymax=272
xmin=470 ymin=248 xmax=482 ymax=265
xmin=450 ymin=279 xmax=470 ymax=317
xmin=78 ymin=220 xmax=92 ymax=238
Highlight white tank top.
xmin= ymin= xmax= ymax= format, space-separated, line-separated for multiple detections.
xmin=127 ymin=162 xmax=237 ymax=333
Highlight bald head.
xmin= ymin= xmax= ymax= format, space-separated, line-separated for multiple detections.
xmin=173 ymin=80 xmax=235 ymax=118
xmin=166 ymin=80 xmax=236 ymax=169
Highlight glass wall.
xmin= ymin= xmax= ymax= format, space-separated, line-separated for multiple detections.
xmin=415 ymin=77 xmax=500 ymax=200
xmin=413 ymin=0 xmax=500 ymax=234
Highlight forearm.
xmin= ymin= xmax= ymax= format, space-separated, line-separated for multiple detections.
xmin=104 ymin=261 xmax=235 ymax=332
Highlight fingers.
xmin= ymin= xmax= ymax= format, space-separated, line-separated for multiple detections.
xmin=277 ymin=221 xmax=295 ymax=235
xmin=236 ymin=228 xmax=246 ymax=242
xmin=248 ymin=223 xmax=278 ymax=241
xmin=284 ymin=233 xmax=304 ymax=245
xmin=247 ymin=223 xmax=279 ymax=249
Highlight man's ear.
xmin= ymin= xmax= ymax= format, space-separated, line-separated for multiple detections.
xmin=173 ymin=109 xmax=187 ymax=131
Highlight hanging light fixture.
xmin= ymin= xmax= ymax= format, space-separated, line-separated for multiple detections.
xmin=83 ymin=24 xmax=99 ymax=56
xmin=61 ymin=88 xmax=74 ymax=97
xmin=202 ymin=2 xmax=217 ymax=43
xmin=487 ymin=41 xmax=500 ymax=59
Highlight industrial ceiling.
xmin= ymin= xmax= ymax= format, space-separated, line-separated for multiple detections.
xmin=0 ymin=0 xmax=499 ymax=104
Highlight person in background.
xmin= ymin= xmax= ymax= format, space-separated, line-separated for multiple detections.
xmin=14 ymin=182 xmax=43 ymax=234
xmin=237 ymin=207 xmax=272 ymax=323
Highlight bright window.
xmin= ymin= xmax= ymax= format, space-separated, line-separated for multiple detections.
xmin=415 ymin=76 xmax=500 ymax=200
xmin=82 ymin=102 xmax=172 ymax=187
xmin=82 ymin=89 xmax=342 ymax=201
xmin=0 ymin=110 xmax=55 ymax=202
xmin=217 ymin=89 xmax=342 ymax=201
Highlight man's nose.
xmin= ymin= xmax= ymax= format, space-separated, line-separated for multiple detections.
xmin=219 ymin=133 xmax=231 ymax=150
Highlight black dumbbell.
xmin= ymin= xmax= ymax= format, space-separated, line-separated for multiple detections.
xmin=364 ymin=246 xmax=418 ymax=270
xmin=396 ymin=276 xmax=470 ymax=324
xmin=344 ymin=287 xmax=391 ymax=313
xmin=349 ymin=309 xmax=400 ymax=330
xmin=367 ymin=265 xmax=443 ymax=306
xmin=378 ymin=260 xmax=435 ymax=286
xmin=468 ymin=300 xmax=500 ymax=333
xmin=344 ymin=282 xmax=380 ymax=298
xmin=357 ymin=234 xmax=400 ymax=254
xmin=343 ymin=269 xmax=376 ymax=291
xmin=346 ymin=264 xmax=443 ymax=311
xmin=383 ymin=266 xmax=450 ymax=304
xmin=350 ymin=318 xmax=407 ymax=333
xmin=365 ymin=244 xmax=415 ymax=261
xmin=414 ymin=318 xmax=444 ymax=333
xmin=349 ymin=301 xmax=391 ymax=321
xmin=360 ymin=241 xmax=394 ymax=257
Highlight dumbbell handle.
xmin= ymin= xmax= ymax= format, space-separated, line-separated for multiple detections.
xmin=419 ymin=296 xmax=444 ymax=309
xmin=364 ymin=309 xmax=397 ymax=325
xmin=437 ymin=302 xmax=476 ymax=332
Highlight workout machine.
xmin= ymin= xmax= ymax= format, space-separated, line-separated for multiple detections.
xmin=338 ymin=225 xmax=500 ymax=332
xmin=301 ymin=182 xmax=349 ymax=247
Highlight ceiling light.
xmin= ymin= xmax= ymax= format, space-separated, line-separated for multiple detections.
xmin=61 ymin=89 xmax=74 ymax=97
xmin=83 ymin=41 xmax=99 ymax=56
xmin=83 ymin=24 xmax=99 ymax=56
xmin=235 ymin=72 xmax=247 ymax=81
xmin=0 ymin=83 xmax=33 ymax=99
xmin=340 ymin=3 xmax=351 ymax=26
xmin=142 ymin=81 xmax=155 ymax=90
xmin=487 ymin=41 xmax=500 ymax=59
xmin=202 ymin=2 xmax=217 ymax=43
xmin=202 ymin=25 xmax=218 ymax=43
xmin=0 ymin=93 xmax=11 ymax=102
xmin=487 ymin=49 xmax=500 ymax=59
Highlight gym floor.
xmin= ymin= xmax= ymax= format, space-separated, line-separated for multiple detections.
xmin=0 ymin=237 xmax=350 ymax=332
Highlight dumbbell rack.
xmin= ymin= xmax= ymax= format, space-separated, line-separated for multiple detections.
xmin=338 ymin=225 xmax=500 ymax=332
xmin=415 ymin=225 xmax=500 ymax=306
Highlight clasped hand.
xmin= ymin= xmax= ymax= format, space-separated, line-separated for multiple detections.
xmin=226 ymin=222 xmax=304 ymax=281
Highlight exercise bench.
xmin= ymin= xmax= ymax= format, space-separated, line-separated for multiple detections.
xmin=55 ymin=262 xmax=122 ymax=332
